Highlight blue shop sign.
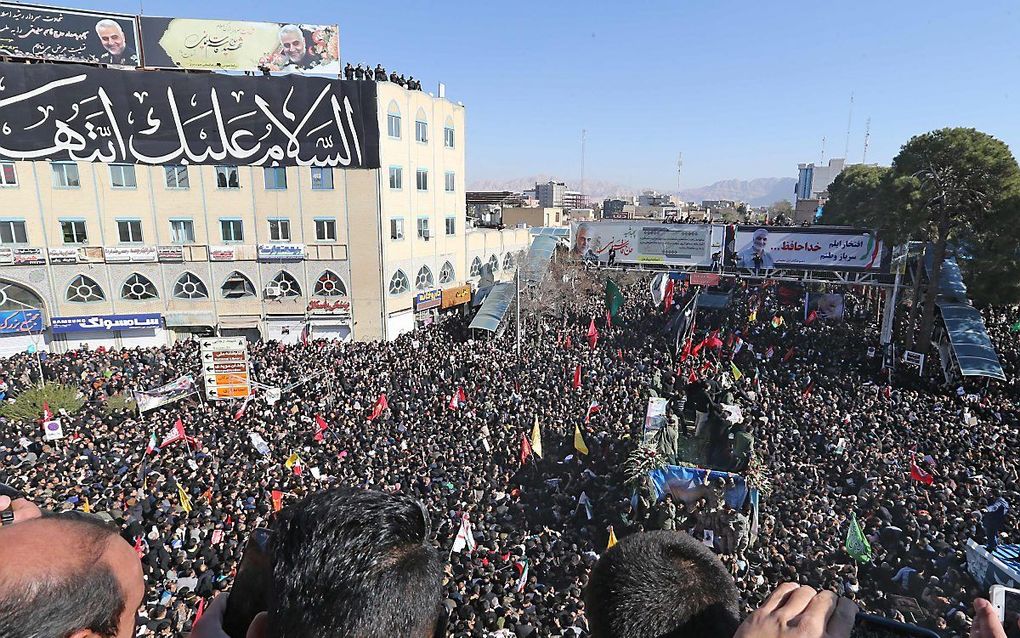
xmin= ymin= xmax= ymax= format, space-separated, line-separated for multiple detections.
xmin=51 ymin=313 xmax=162 ymax=334
xmin=414 ymin=289 xmax=442 ymax=310
xmin=257 ymin=244 xmax=305 ymax=261
xmin=0 ymin=310 xmax=43 ymax=334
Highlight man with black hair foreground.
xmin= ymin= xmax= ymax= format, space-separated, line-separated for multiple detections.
xmin=192 ymin=487 xmax=444 ymax=638
xmin=0 ymin=512 xmax=145 ymax=638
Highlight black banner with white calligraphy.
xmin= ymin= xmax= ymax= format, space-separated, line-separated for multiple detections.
xmin=0 ymin=3 xmax=140 ymax=66
xmin=0 ymin=62 xmax=380 ymax=168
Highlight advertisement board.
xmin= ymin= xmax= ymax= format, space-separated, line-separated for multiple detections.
xmin=257 ymin=244 xmax=305 ymax=261
xmin=209 ymin=246 xmax=236 ymax=261
xmin=571 ymin=222 xmax=722 ymax=267
xmin=139 ymin=17 xmax=339 ymax=74
xmin=0 ymin=310 xmax=43 ymax=334
xmin=306 ymin=298 xmax=351 ymax=315
xmin=441 ymin=285 xmax=471 ymax=309
xmin=51 ymin=313 xmax=161 ymax=333
xmin=414 ymin=289 xmax=442 ymax=311
xmin=157 ymin=246 xmax=184 ymax=262
xmin=13 ymin=247 xmax=45 ymax=265
xmin=729 ymin=226 xmax=888 ymax=272
xmin=48 ymin=247 xmax=81 ymax=264
xmin=0 ymin=60 xmax=380 ymax=168
xmin=0 ymin=3 xmax=140 ymax=67
xmin=104 ymin=245 xmax=158 ymax=263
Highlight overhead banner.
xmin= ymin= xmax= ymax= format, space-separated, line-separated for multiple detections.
xmin=729 ymin=226 xmax=888 ymax=272
xmin=0 ymin=61 xmax=380 ymax=167
xmin=0 ymin=3 xmax=140 ymax=67
xmin=135 ymin=374 xmax=197 ymax=413
xmin=51 ymin=313 xmax=161 ymax=333
xmin=571 ymin=222 xmax=723 ymax=267
xmin=139 ymin=17 xmax=339 ymax=74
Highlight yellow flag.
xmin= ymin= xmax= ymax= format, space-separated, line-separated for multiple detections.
xmin=730 ymin=362 xmax=743 ymax=382
xmin=177 ymin=484 xmax=192 ymax=513
xmin=749 ymin=307 xmax=757 ymax=323
xmin=607 ymin=525 xmax=618 ymax=550
xmin=531 ymin=416 xmax=543 ymax=459
xmin=574 ymin=424 xmax=589 ymax=456
xmin=82 ymin=496 xmax=91 ymax=513
xmin=284 ymin=452 xmax=301 ymax=469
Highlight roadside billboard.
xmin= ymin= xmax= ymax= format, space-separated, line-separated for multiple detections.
xmin=139 ymin=17 xmax=339 ymax=74
xmin=0 ymin=3 xmax=139 ymax=66
xmin=728 ymin=226 xmax=888 ymax=272
xmin=571 ymin=222 xmax=723 ymax=267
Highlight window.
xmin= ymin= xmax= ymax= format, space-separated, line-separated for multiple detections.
xmin=416 ymin=168 xmax=428 ymax=191
xmin=415 ymin=119 xmax=428 ymax=143
xmin=61 ymin=220 xmax=88 ymax=244
xmin=388 ymin=270 xmax=410 ymax=295
xmin=315 ymin=218 xmax=336 ymax=242
xmin=268 ymin=218 xmax=291 ymax=242
xmin=66 ymin=275 xmax=105 ymax=303
xmin=216 ymin=165 xmax=239 ymax=188
xmin=444 ymin=172 xmax=455 ymax=193
xmin=417 ymin=217 xmax=430 ymax=240
xmin=488 ymin=254 xmax=500 ymax=272
xmin=389 ymin=166 xmax=402 ymax=190
xmin=415 ymin=266 xmax=434 ymax=290
xmin=445 ymin=216 xmax=456 ymax=236
xmin=264 ymin=167 xmax=287 ymax=190
xmin=117 ymin=220 xmax=143 ymax=243
xmin=0 ymin=220 xmax=27 ymax=245
xmin=310 ymin=167 xmax=333 ymax=190
xmin=51 ymin=162 xmax=80 ymax=188
xmin=170 ymin=219 xmax=195 ymax=244
xmin=266 ymin=271 xmax=301 ymax=298
xmin=439 ymin=261 xmax=455 ymax=284
xmin=314 ymin=271 xmax=348 ymax=297
xmin=110 ymin=164 xmax=136 ymax=189
xmin=0 ymin=162 xmax=17 ymax=186
xmin=173 ymin=272 xmax=209 ymax=299
xmin=387 ymin=102 xmax=401 ymax=138
xmin=444 ymin=126 xmax=455 ymax=149
xmin=220 ymin=219 xmax=243 ymax=243
xmin=470 ymin=256 xmax=482 ymax=277
xmin=390 ymin=218 xmax=404 ymax=241
xmin=121 ymin=273 xmax=158 ymax=300
xmin=222 ymin=271 xmax=256 ymax=299
xmin=165 ymin=165 xmax=189 ymax=189
xmin=503 ymin=253 xmax=515 ymax=270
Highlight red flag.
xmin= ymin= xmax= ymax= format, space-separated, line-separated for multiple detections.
xmin=293 ymin=464 xmax=303 ymax=476
xmin=368 ymin=393 xmax=389 ymax=421
xmin=782 ymin=347 xmax=796 ymax=363
xmin=910 ymin=462 xmax=934 ymax=486
xmin=663 ymin=279 xmax=675 ymax=312
xmin=801 ymin=381 xmax=814 ymax=397
xmin=300 ymin=323 xmax=310 ymax=346
xmin=587 ymin=318 xmax=599 ymax=349
xmin=691 ymin=338 xmax=706 ymax=357
xmin=725 ymin=332 xmax=735 ymax=349
xmin=41 ymin=401 xmax=53 ymax=422
xmin=313 ymin=414 xmax=329 ymax=442
xmin=805 ymin=309 xmax=819 ymax=325
xmin=195 ymin=598 xmax=206 ymax=623
xmin=161 ymin=418 xmax=199 ymax=449
xmin=700 ymin=360 xmax=714 ymax=374
xmin=605 ymin=309 xmax=612 ymax=329
xmin=616 ymin=348 xmax=623 ymax=361
xmin=271 ymin=490 xmax=284 ymax=512
xmin=520 ymin=433 xmax=533 ymax=465
xmin=680 ymin=339 xmax=692 ymax=362
xmin=233 ymin=397 xmax=249 ymax=421
xmin=564 ymin=335 xmax=572 ymax=349
xmin=448 ymin=386 xmax=467 ymax=410
xmin=133 ymin=535 xmax=145 ymax=559
xmin=687 ymin=370 xmax=698 ymax=383
xmin=572 ymin=364 xmax=582 ymax=389
xmin=585 ymin=400 xmax=601 ymax=424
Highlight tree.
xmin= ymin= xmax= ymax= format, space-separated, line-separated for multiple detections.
xmin=890 ymin=128 xmax=1020 ymax=353
xmin=820 ymin=164 xmax=892 ymax=229
xmin=769 ymin=199 xmax=793 ymax=220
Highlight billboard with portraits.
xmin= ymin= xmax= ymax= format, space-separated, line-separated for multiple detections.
xmin=727 ymin=226 xmax=889 ymax=272
xmin=0 ymin=3 xmax=139 ymax=66
xmin=571 ymin=222 xmax=723 ymax=268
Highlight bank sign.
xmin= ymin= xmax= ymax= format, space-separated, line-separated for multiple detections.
xmin=0 ymin=310 xmax=43 ymax=334
xmin=51 ymin=313 xmax=162 ymax=334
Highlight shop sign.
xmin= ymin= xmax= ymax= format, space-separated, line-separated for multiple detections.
xmin=105 ymin=245 xmax=158 ymax=263
xmin=414 ymin=289 xmax=442 ymax=311
xmin=0 ymin=247 xmax=46 ymax=265
xmin=209 ymin=246 xmax=236 ymax=261
xmin=306 ymin=298 xmax=351 ymax=315
xmin=257 ymin=244 xmax=305 ymax=261
xmin=157 ymin=245 xmax=185 ymax=262
xmin=441 ymin=285 xmax=472 ymax=309
xmin=48 ymin=247 xmax=81 ymax=264
xmin=51 ymin=313 xmax=162 ymax=334
xmin=0 ymin=310 xmax=43 ymax=334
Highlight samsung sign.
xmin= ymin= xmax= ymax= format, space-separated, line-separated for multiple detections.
xmin=51 ymin=313 xmax=162 ymax=334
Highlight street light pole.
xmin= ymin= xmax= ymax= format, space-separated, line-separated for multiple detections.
xmin=515 ymin=267 xmax=521 ymax=360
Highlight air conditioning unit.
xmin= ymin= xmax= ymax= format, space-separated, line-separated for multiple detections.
xmin=265 ymin=285 xmax=282 ymax=298
xmin=421 ymin=230 xmax=431 ymax=241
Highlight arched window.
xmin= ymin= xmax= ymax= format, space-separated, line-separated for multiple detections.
xmin=488 ymin=254 xmax=500 ymax=273
xmin=439 ymin=261 xmax=455 ymax=284
xmin=67 ymin=275 xmax=106 ymax=303
xmin=173 ymin=272 xmax=209 ymax=299
xmin=503 ymin=253 xmax=515 ymax=270
xmin=387 ymin=101 xmax=401 ymax=138
xmin=121 ymin=273 xmax=158 ymax=300
xmin=415 ymin=266 xmax=434 ymax=290
xmin=221 ymin=271 xmax=256 ymax=299
xmin=313 ymin=271 xmax=348 ymax=297
xmin=267 ymin=271 xmax=301 ymax=298
xmin=415 ymin=108 xmax=429 ymax=143
xmin=469 ymin=257 xmax=482 ymax=277
xmin=0 ymin=280 xmax=44 ymax=311
xmin=389 ymin=270 xmax=410 ymax=295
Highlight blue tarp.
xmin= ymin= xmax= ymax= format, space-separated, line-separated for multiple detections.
xmin=937 ymin=302 xmax=1006 ymax=381
xmin=648 ymin=465 xmax=754 ymax=510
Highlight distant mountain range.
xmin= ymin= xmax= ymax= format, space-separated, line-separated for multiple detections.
xmin=467 ymin=175 xmax=797 ymax=207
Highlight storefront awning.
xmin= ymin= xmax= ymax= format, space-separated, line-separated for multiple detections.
xmin=521 ymin=235 xmax=559 ymax=287
xmin=164 ymin=311 xmax=217 ymax=327
xmin=469 ymin=282 xmax=515 ymax=332
xmin=218 ymin=316 xmax=260 ymax=329
xmin=936 ymin=302 xmax=1006 ymax=381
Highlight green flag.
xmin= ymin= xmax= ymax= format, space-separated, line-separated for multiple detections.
xmin=1010 ymin=319 xmax=1020 ymax=333
xmin=605 ymin=279 xmax=625 ymax=317
xmin=845 ymin=513 xmax=872 ymax=563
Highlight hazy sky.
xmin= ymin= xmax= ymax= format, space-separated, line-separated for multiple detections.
xmin=54 ymin=0 xmax=1020 ymax=188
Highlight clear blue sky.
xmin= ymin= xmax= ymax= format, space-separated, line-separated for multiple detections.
xmin=54 ymin=0 xmax=1020 ymax=189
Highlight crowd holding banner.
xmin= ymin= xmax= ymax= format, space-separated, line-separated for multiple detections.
xmin=0 ymin=269 xmax=1018 ymax=636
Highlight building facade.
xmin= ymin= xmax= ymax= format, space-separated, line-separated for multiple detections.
xmin=535 ymin=181 xmax=566 ymax=208
xmin=0 ymin=81 xmax=529 ymax=355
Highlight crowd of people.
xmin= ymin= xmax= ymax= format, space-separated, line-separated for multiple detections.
xmin=0 ymin=268 xmax=1017 ymax=637
xmin=343 ymin=62 xmax=423 ymax=89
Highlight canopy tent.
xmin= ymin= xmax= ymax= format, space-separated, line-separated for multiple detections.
xmin=924 ymin=249 xmax=968 ymax=303
xmin=936 ymin=302 xmax=1006 ymax=381
xmin=521 ymin=234 xmax=560 ymax=287
xmin=469 ymin=282 xmax=516 ymax=332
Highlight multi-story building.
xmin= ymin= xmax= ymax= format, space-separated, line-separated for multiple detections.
xmin=638 ymin=191 xmax=676 ymax=207
xmin=795 ymin=158 xmax=846 ymax=222
xmin=562 ymin=190 xmax=588 ymax=210
xmin=0 ymin=81 xmax=529 ymax=355
xmin=535 ymin=181 xmax=566 ymax=208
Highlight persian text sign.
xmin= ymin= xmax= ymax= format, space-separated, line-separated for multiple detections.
xmin=140 ymin=17 xmax=340 ymax=74
xmin=0 ymin=310 xmax=43 ymax=334
xmin=571 ymin=222 xmax=723 ymax=267
xmin=0 ymin=3 xmax=140 ymax=67
xmin=104 ymin=245 xmax=158 ymax=263
xmin=0 ymin=61 xmax=380 ymax=167
xmin=51 ymin=313 xmax=161 ymax=333
xmin=731 ymin=226 xmax=888 ymax=272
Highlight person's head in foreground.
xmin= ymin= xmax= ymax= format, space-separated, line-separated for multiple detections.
xmin=0 ymin=511 xmax=145 ymax=638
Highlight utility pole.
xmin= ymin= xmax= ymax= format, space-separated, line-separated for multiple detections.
xmin=676 ymin=152 xmax=683 ymax=194
xmin=843 ymin=91 xmax=854 ymax=160
xmin=580 ymin=129 xmax=587 ymax=208
xmin=862 ymin=117 xmax=871 ymax=164
xmin=820 ymin=136 xmax=826 ymax=164
xmin=515 ymin=267 xmax=521 ymax=360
